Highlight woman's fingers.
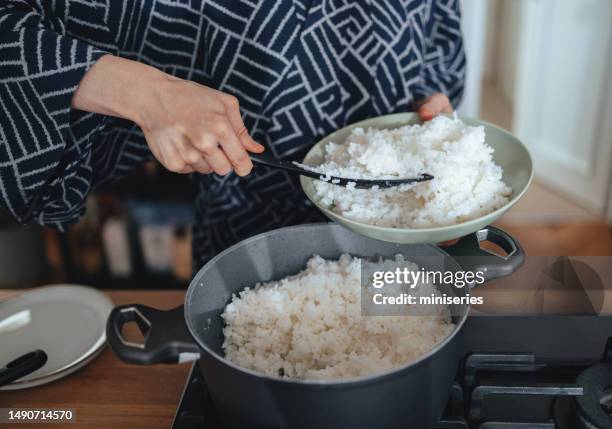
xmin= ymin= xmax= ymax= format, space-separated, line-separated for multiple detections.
xmin=237 ymin=126 xmax=265 ymax=153
xmin=179 ymin=140 xmax=206 ymax=167
xmin=158 ymin=138 xmax=194 ymax=173
xmin=221 ymin=94 xmax=265 ymax=153
xmin=417 ymin=93 xmax=453 ymax=121
xmin=197 ymin=133 xmax=233 ymax=176
xmin=215 ymin=119 xmax=253 ymax=177
xmin=191 ymin=157 xmax=213 ymax=174
xmin=191 ymin=125 xmax=250 ymax=176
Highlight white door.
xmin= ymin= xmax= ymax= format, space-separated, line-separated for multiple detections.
xmin=511 ymin=0 xmax=612 ymax=215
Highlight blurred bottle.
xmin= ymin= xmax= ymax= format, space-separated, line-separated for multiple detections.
xmin=102 ymin=218 xmax=132 ymax=277
xmin=172 ymin=226 xmax=192 ymax=282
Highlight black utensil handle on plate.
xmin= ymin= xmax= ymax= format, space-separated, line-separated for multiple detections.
xmin=106 ymin=304 xmax=200 ymax=365
xmin=0 ymin=350 xmax=47 ymax=387
xmin=445 ymin=226 xmax=525 ymax=284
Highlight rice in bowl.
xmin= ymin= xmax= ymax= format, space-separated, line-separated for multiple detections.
xmin=311 ymin=115 xmax=512 ymax=228
xmin=221 ymin=254 xmax=454 ymax=380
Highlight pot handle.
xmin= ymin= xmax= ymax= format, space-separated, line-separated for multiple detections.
xmin=444 ymin=226 xmax=524 ymax=284
xmin=106 ymin=304 xmax=200 ymax=365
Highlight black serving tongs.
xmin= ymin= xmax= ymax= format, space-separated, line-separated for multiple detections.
xmin=250 ymin=154 xmax=433 ymax=189
xmin=0 ymin=350 xmax=48 ymax=387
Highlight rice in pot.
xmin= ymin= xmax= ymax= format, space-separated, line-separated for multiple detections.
xmin=311 ymin=115 xmax=512 ymax=228
xmin=221 ymin=254 xmax=454 ymax=380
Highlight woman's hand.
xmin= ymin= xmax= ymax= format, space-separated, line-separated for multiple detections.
xmin=416 ymin=93 xmax=453 ymax=121
xmin=139 ymin=77 xmax=263 ymax=175
xmin=72 ymin=55 xmax=263 ymax=176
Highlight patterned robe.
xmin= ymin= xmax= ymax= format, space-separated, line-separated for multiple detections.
xmin=0 ymin=0 xmax=465 ymax=266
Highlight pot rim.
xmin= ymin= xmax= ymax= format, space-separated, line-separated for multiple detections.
xmin=185 ymin=222 xmax=470 ymax=387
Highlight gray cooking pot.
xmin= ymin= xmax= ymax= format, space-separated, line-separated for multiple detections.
xmin=107 ymin=223 xmax=524 ymax=429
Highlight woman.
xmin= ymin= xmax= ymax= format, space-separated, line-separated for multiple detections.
xmin=0 ymin=0 xmax=465 ymax=267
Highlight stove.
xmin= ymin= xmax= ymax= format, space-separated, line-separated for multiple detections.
xmin=171 ymin=315 xmax=612 ymax=429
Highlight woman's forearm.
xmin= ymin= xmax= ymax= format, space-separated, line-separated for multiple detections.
xmin=71 ymin=54 xmax=169 ymax=125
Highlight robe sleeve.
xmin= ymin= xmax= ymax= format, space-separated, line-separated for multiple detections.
xmin=413 ymin=0 xmax=466 ymax=108
xmin=0 ymin=0 xmax=114 ymax=229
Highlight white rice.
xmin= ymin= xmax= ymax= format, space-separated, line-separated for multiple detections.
xmin=221 ymin=255 xmax=454 ymax=380
xmin=311 ymin=115 xmax=512 ymax=228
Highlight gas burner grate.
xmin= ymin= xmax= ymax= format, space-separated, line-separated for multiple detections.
xmin=463 ymin=353 xmax=589 ymax=428
xmin=478 ymin=424 xmax=555 ymax=428
xmin=436 ymin=418 xmax=468 ymax=428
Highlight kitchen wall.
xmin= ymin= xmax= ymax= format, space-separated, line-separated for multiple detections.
xmin=485 ymin=0 xmax=521 ymax=105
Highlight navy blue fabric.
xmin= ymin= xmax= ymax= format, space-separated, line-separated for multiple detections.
xmin=0 ymin=0 xmax=465 ymax=266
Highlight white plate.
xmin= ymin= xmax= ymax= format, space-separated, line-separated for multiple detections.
xmin=0 ymin=285 xmax=113 ymax=390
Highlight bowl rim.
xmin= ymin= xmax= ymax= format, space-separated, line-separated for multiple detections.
xmin=300 ymin=113 xmax=534 ymax=235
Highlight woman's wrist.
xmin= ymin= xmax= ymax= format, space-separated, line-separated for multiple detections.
xmin=72 ymin=54 xmax=173 ymax=126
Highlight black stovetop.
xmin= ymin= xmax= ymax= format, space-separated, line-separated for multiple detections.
xmin=171 ymin=315 xmax=612 ymax=429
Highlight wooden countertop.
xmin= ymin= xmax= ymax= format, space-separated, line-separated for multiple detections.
xmin=0 ymin=290 xmax=190 ymax=429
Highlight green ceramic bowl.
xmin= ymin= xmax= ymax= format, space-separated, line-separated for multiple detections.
xmin=300 ymin=113 xmax=533 ymax=244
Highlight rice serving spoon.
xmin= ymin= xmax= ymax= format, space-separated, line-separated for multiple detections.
xmin=250 ymin=154 xmax=433 ymax=189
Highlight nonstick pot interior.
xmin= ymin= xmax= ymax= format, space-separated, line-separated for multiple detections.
xmin=185 ymin=223 xmax=472 ymax=362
